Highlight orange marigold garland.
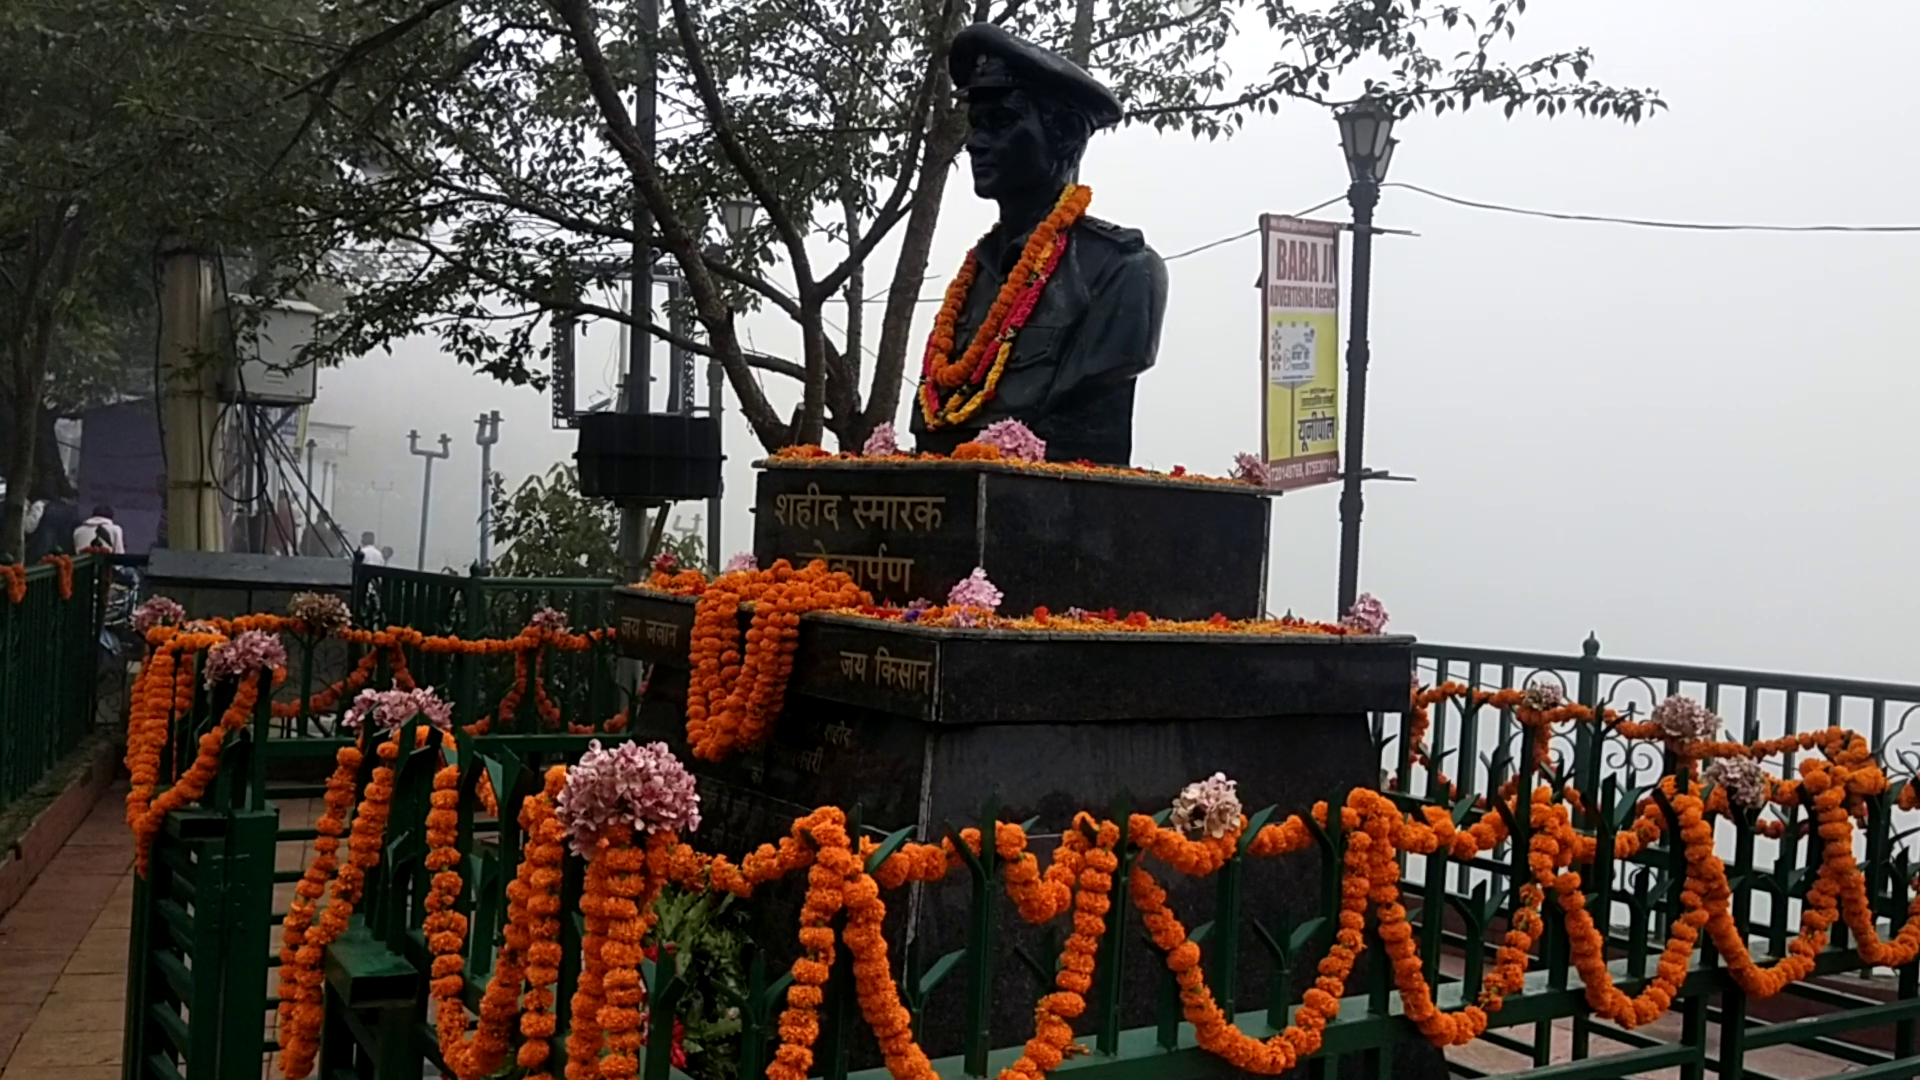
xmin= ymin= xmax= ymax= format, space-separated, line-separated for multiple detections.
xmin=919 ymin=185 xmax=1093 ymax=428
xmin=130 ymin=634 xmax=284 ymax=873
xmin=276 ymin=733 xmax=402 ymax=1080
xmin=995 ymin=817 xmax=1105 ymax=1080
xmin=684 ymin=560 xmax=867 ymax=761
xmin=0 ymin=562 xmax=25 ymax=604
xmin=768 ymin=809 xmax=856 ymax=1080
xmin=276 ymin=743 xmax=362 ymax=1057
xmin=555 ymin=741 xmax=702 ymax=1080
xmin=429 ymin=754 xmax=572 ymax=1080
xmin=518 ymin=769 xmax=571 ymax=1076
xmin=40 ymin=554 xmax=73 ymax=599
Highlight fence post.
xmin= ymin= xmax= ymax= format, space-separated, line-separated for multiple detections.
xmin=1574 ymin=632 xmax=1603 ymax=800
xmin=455 ymin=569 xmax=483 ymax=729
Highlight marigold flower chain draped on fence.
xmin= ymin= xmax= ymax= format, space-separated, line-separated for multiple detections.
xmin=125 ymin=613 xmax=1920 ymax=1080
xmin=123 ymin=612 xmax=620 ymax=873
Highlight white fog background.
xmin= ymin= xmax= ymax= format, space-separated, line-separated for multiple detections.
xmin=311 ymin=0 xmax=1919 ymax=682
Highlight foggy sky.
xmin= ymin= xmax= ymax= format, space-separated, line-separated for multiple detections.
xmin=312 ymin=0 xmax=1920 ymax=683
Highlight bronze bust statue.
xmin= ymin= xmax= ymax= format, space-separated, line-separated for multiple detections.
xmin=909 ymin=23 xmax=1168 ymax=466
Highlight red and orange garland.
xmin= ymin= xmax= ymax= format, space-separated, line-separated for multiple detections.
xmin=683 ymin=559 xmax=867 ymax=761
xmin=918 ymin=185 xmax=1092 ymax=429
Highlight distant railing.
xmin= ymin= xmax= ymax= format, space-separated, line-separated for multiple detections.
xmin=0 ymin=555 xmax=105 ymax=810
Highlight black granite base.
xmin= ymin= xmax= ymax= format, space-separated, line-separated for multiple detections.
xmin=616 ymin=582 xmax=1441 ymax=1079
xmin=751 ymin=462 xmax=1271 ymax=618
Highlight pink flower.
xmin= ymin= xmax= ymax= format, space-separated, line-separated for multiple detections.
xmin=977 ymin=419 xmax=1046 ymax=463
xmin=946 ymin=567 xmax=1002 ymax=612
xmin=1651 ymin=695 xmax=1720 ymax=742
xmin=1522 ymin=679 xmax=1566 ymax=711
xmin=342 ymin=687 xmax=454 ymax=733
xmin=287 ymin=592 xmax=351 ymax=637
xmin=132 ymin=595 xmax=186 ymax=634
xmin=1705 ymin=755 xmax=1768 ymax=810
xmin=861 ymin=422 xmax=901 ymax=458
xmin=202 ymin=629 xmax=288 ymax=687
xmin=1170 ymin=773 xmax=1242 ymax=838
xmin=1230 ymin=453 xmax=1271 ymax=486
xmin=651 ymin=552 xmax=679 ymax=574
xmin=1342 ymin=593 xmax=1389 ymax=634
xmin=531 ymin=606 xmax=570 ymax=632
xmin=556 ymin=740 xmax=701 ymax=856
xmin=723 ymin=552 xmax=759 ymax=574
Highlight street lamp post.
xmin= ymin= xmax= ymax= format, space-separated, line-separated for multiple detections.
xmin=1333 ymin=96 xmax=1397 ymax=616
xmin=705 ymin=197 xmax=759 ymax=572
xmin=474 ymin=410 xmax=502 ymax=570
xmin=407 ymin=430 xmax=452 ymax=570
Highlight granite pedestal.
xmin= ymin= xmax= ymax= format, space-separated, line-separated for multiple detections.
xmin=615 ymin=589 xmax=1432 ymax=1076
xmin=752 ymin=461 xmax=1271 ymax=618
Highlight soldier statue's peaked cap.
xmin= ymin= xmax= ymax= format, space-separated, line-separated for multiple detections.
xmin=948 ymin=22 xmax=1123 ymax=130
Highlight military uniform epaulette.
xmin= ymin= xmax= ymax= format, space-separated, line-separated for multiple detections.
xmin=1073 ymin=215 xmax=1152 ymax=253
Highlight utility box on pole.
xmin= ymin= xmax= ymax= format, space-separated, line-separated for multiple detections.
xmin=216 ymin=296 xmax=323 ymax=406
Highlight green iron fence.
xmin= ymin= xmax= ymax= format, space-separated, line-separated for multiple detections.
xmin=350 ymin=564 xmax=624 ymax=730
xmin=115 ymin=614 xmax=1920 ymax=1080
xmin=0 ymin=555 xmax=105 ymax=811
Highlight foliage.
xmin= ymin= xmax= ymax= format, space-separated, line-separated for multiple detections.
xmin=645 ymin=885 xmax=752 ymax=1080
xmin=488 ymin=462 xmax=707 ymax=579
xmin=294 ymin=0 xmax=1663 ymax=455
xmin=0 ymin=0 xmax=394 ymax=557
xmin=488 ymin=464 xmax=621 ymax=579
xmin=657 ymin=520 xmax=710 ymax=576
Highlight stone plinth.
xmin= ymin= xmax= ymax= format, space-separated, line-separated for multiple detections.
xmin=751 ymin=461 xmax=1270 ymax=619
xmin=614 ymin=588 xmax=1419 ymax=1069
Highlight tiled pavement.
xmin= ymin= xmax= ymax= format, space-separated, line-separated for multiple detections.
xmin=0 ymin=784 xmax=1888 ymax=1079
xmin=0 ymin=783 xmax=133 ymax=1080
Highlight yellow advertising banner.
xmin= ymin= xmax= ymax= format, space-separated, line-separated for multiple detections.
xmin=1259 ymin=215 xmax=1341 ymax=491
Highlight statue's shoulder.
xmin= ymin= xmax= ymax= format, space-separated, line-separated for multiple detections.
xmin=1073 ymin=215 xmax=1165 ymax=275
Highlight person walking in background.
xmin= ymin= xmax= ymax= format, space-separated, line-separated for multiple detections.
xmin=74 ymin=504 xmax=125 ymax=553
xmin=357 ymin=531 xmax=386 ymax=565
xmin=27 ymin=494 xmax=81 ymax=560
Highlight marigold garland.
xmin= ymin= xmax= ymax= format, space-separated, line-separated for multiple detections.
xmin=426 ymin=759 xmax=570 ymax=1080
xmin=918 ymin=185 xmax=1092 ymax=429
xmin=127 ymin=611 xmax=1920 ymax=1080
xmin=276 ymin=743 xmax=361 ymax=1056
xmin=684 ymin=560 xmax=867 ymax=761
xmin=40 ymin=554 xmax=73 ymax=599
xmin=276 ymin=734 xmax=402 ymax=1080
xmin=129 ymin=654 xmax=278 ymax=873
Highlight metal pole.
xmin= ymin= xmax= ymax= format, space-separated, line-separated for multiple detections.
xmin=700 ymin=245 xmax=729 ymax=573
xmin=667 ymin=276 xmax=695 ymax=414
xmin=475 ymin=410 xmax=501 ymax=570
xmin=1335 ymin=179 xmax=1378 ymax=615
xmin=617 ymin=0 xmax=660 ymax=583
xmin=304 ymin=438 xmax=317 ymax=550
xmin=408 ymin=431 xmax=451 ymax=570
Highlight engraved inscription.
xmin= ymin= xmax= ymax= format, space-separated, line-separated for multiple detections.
xmin=772 ymin=483 xmax=842 ymax=530
xmin=798 ymin=541 xmax=914 ymax=595
xmin=848 ymin=494 xmax=947 ymax=532
xmin=834 ymin=645 xmax=933 ymax=697
xmin=643 ymin=620 xmax=679 ymax=648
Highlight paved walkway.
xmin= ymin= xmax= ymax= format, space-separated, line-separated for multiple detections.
xmin=0 ymin=783 xmax=132 ymax=1080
